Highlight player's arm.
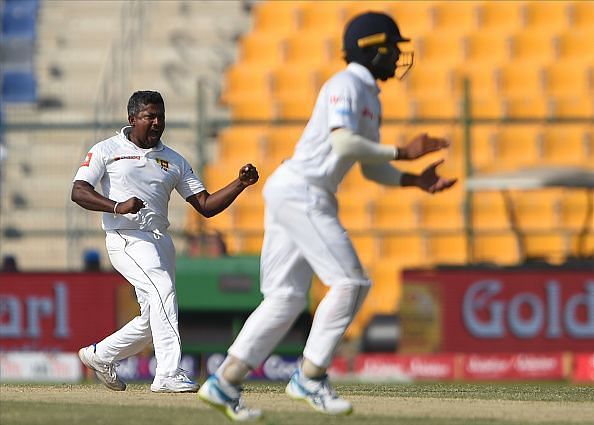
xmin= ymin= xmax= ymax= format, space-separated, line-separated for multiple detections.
xmin=186 ymin=163 xmax=258 ymax=218
xmin=330 ymin=128 xmax=449 ymax=162
xmin=361 ymin=160 xmax=456 ymax=193
xmin=71 ymin=180 xmax=145 ymax=214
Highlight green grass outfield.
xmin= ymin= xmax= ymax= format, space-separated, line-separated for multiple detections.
xmin=1 ymin=382 xmax=593 ymax=425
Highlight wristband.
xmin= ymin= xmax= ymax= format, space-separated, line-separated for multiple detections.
xmin=113 ymin=202 xmax=120 ymax=215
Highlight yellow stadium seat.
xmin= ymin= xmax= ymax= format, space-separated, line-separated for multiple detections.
xmin=571 ymin=1 xmax=594 ymax=28
xmin=265 ymin=125 xmax=302 ymax=164
xmin=299 ymin=1 xmax=347 ymax=33
xmin=284 ymin=32 xmax=337 ymax=66
xmin=543 ymin=62 xmax=591 ymax=98
xmin=418 ymin=188 xmax=464 ymax=231
xmin=455 ymin=63 xmax=499 ymax=97
xmin=540 ymin=124 xmax=591 ymax=166
xmin=252 ymin=1 xmax=304 ymax=34
xmin=523 ymin=1 xmax=572 ymax=31
xmin=463 ymin=31 xmax=511 ymax=66
xmin=233 ymin=196 xmax=265 ymax=232
xmin=380 ymin=233 xmax=428 ymax=266
xmin=427 ymin=233 xmax=469 ymax=265
xmin=416 ymin=32 xmax=466 ymax=65
xmin=371 ymin=190 xmax=422 ymax=231
xmin=497 ymin=63 xmax=545 ymax=98
xmin=276 ymin=95 xmax=317 ymax=120
xmin=549 ymin=96 xmax=594 ymax=120
xmin=217 ymin=125 xmax=268 ymax=162
xmin=509 ymin=30 xmax=557 ymax=63
xmin=491 ymin=124 xmax=544 ymax=170
xmin=556 ymin=29 xmax=594 ymax=61
xmin=512 ymin=189 xmax=563 ymax=231
xmin=380 ymin=89 xmax=413 ymax=120
xmin=204 ymin=205 xmax=236 ymax=233
xmin=471 ymin=232 xmax=521 ymax=265
xmin=405 ymin=65 xmax=456 ymax=98
xmin=570 ymin=231 xmax=594 ymax=258
xmin=523 ymin=232 xmax=568 ymax=263
xmin=476 ymin=1 xmax=524 ymax=31
xmin=271 ymin=64 xmax=320 ymax=102
xmin=503 ymin=97 xmax=551 ymax=120
xmin=411 ymin=96 xmax=461 ymax=120
xmin=337 ymin=195 xmax=374 ymax=232
xmin=350 ymin=234 xmax=380 ymax=265
xmin=345 ymin=1 xmax=399 ymax=20
xmin=560 ymin=189 xmax=591 ymax=231
xmin=431 ymin=1 xmax=479 ymax=33
xmin=387 ymin=2 xmax=433 ymax=37
xmin=226 ymin=97 xmax=276 ymax=121
xmin=471 ymin=191 xmax=510 ymax=231
xmin=238 ymin=32 xmax=287 ymax=65
xmin=221 ymin=64 xmax=272 ymax=103
xmin=469 ymin=124 xmax=499 ymax=172
xmin=470 ymin=97 xmax=506 ymax=120
xmin=225 ymin=231 xmax=264 ymax=255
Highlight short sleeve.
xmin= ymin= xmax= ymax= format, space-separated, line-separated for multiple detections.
xmin=73 ymin=143 xmax=105 ymax=187
xmin=326 ymin=77 xmax=360 ymax=132
xmin=176 ymin=157 xmax=205 ymax=199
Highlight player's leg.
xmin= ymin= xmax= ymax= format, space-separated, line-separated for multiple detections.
xmin=199 ymin=208 xmax=310 ymax=421
xmin=273 ymin=188 xmax=370 ymax=414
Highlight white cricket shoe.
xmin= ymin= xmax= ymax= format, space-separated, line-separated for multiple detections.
xmin=78 ymin=344 xmax=126 ymax=391
xmin=285 ymin=369 xmax=352 ymax=415
xmin=151 ymin=369 xmax=199 ymax=393
xmin=198 ymin=375 xmax=263 ymax=422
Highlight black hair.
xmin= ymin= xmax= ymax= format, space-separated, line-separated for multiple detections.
xmin=127 ymin=91 xmax=164 ymax=116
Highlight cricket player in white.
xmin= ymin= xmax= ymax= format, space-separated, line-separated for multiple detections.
xmin=199 ymin=12 xmax=457 ymax=421
xmin=72 ymin=91 xmax=259 ymax=393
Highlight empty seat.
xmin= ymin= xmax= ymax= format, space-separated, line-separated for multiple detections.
xmin=371 ymin=190 xmax=422 ymax=231
xmin=1 ymin=70 xmax=36 ymax=103
xmin=497 ymin=63 xmax=545 ymax=98
xmin=337 ymin=195 xmax=374 ymax=231
xmin=549 ymin=96 xmax=594 ymax=120
xmin=418 ymin=188 xmax=464 ymax=231
xmin=523 ymin=1 xmax=572 ymax=31
xmin=387 ymin=1 xmax=433 ymax=37
xmin=556 ymin=29 xmax=594 ymax=61
xmin=476 ymin=1 xmax=524 ymax=31
xmin=540 ymin=124 xmax=592 ymax=165
xmin=543 ymin=62 xmax=591 ymax=97
xmin=2 ymin=0 xmax=38 ymax=40
xmin=509 ymin=30 xmax=558 ymax=63
xmin=523 ymin=232 xmax=568 ymax=263
xmin=284 ymin=32 xmax=337 ymax=66
xmin=271 ymin=64 xmax=320 ymax=102
xmin=416 ymin=32 xmax=466 ymax=65
xmin=471 ymin=191 xmax=510 ymax=231
xmin=217 ymin=125 xmax=268 ymax=161
xmin=431 ymin=1 xmax=479 ymax=33
xmin=490 ymin=124 xmax=544 ymax=170
xmin=559 ymin=189 xmax=591 ymax=231
xmin=252 ymin=1 xmax=303 ymax=34
xmin=221 ymin=64 xmax=272 ymax=103
xmin=299 ymin=2 xmax=346 ymax=33
xmin=238 ymin=32 xmax=287 ymax=65
xmin=405 ymin=65 xmax=456 ymax=98
xmin=472 ymin=232 xmax=520 ymax=265
xmin=512 ymin=189 xmax=564 ymax=231
xmin=380 ymin=233 xmax=427 ymax=266
xmin=470 ymin=124 xmax=499 ymax=172
xmin=350 ymin=234 xmax=380 ymax=265
xmin=427 ymin=233 xmax=468 ymax=265
xmin=570 ymin=1 xmax=594 ymax=28
xmin=276 ymin=95 xmax=317 ymax=120
xmin=266 ymin=125 xmax=303 ymax=163
xmin=462 ymin=31 xmax=511 ymax=66
xmin=233 ymin=196 xmax=265 ymax=231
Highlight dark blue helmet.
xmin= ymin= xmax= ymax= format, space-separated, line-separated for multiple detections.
xmin=343 ymin=12 xmax=414 ymax=81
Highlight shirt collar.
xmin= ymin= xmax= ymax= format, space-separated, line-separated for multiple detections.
xmin=346 ymin=62 xmax=380 ymax=94
xmin=117 ymin=126 xmax=164 ymax=152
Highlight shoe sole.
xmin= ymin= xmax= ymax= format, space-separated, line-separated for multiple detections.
xmin=197 ymin=390 xmax=263 ymax=422
xmin=78 ymin=348 xmax=126 ymax=392
xmin=285 ymin=385 xmax=353 ymax=416
xmin=151 ymin=386 xmax=199 ymax=393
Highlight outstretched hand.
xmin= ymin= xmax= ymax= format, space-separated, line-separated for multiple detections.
xmin=417 ymin=159 xmax=457 ymax=194
xmin=398 ymin=133 xmax=449 ymax=160
xmin=238 ymin=163 xmax=259 ymax=187
xmin=116 ymin=197 xmax=145 ymax=214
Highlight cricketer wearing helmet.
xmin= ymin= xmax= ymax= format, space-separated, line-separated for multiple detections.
xmin=198 ymin=11 xmax=457 ymax=421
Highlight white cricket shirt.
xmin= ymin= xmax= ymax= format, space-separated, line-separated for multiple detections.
xmin=73 ymin=126 xmax=205 ymax=231
xmin=282 ymin=62 xmax=382 ymax=193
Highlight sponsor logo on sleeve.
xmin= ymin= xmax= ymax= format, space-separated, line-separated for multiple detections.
xmin=80 ymin=152 xmax=92 ymax=167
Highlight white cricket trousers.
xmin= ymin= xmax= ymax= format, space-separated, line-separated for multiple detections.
xmin=95 ymin=229 xmax=181 ymax=378
xmin=228 ymin=166 xmax=370 ymax=370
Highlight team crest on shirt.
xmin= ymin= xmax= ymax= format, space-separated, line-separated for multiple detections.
xmin=80 ymin=152 xmax=92 ymax=167
xmin=155 ymin=158 xmax=169 ymax=171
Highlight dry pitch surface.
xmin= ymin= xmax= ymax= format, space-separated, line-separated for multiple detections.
xmin=1 ymin=382 xmax=593 ymax=425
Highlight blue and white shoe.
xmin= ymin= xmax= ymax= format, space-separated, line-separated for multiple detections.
xmin=150 ymin=369 xmax=199 ymax=393
xmin=198 ymin=375 xmax=262 ymax=422
xmin=285 ymin=369 xmax=352 ymax=415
